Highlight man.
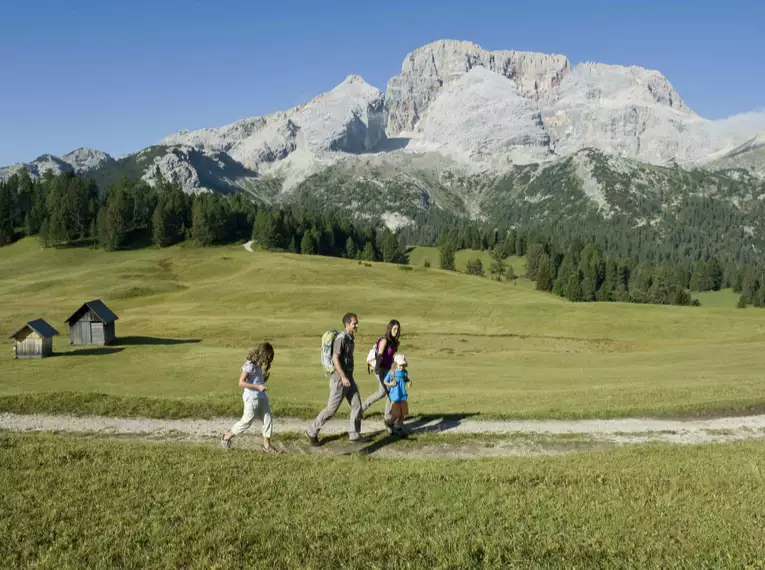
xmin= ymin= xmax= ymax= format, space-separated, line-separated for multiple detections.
xmin=306 ymin=312 xmax=366 ymax=445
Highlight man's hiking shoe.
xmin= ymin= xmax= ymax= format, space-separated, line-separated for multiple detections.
xmin=349 ymin=435 xmax=371 ymax=444
xmin=219 ymin=435 xmax=232 ymax=449
xmin=305 ymin=430 xmax=320 ymax=447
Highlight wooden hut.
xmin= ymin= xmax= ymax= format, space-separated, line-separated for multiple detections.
xmin=9 ymin=319 xmax=59 ymax=359
xmin=65 ymin=299 xmax=119 ymax=346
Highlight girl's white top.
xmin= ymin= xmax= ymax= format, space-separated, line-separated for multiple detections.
xmin=242 ymin=361 xmax=267 ymax=401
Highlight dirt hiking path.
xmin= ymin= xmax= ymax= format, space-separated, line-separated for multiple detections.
xmin=4 ymin=412 xmax=765 ymax=459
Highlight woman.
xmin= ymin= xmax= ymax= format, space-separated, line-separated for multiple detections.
xmin=361 ymin=319 xmax=400 ymax=433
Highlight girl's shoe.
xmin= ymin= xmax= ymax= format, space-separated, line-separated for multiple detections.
xmin=262 ymin=445 xmax=281 ymax=454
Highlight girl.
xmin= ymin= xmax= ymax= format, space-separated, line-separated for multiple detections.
xmin=220 ymin=343 xmax=278 ymax=453
xmin=361 ymin=319 xmax=401 ymax=433
xmin=384 ymin=353 xmax=411 ymax=435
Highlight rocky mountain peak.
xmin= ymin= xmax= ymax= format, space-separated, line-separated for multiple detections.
xmin=3 ymin=39 xmax=764 ymax=199
xmin=551 ymin=62 xmax=691 ymax=113
xmin=385 ymin=39 xmax=571 ymax=136
xmin=61 ymin=148 xmax=115 ymax=173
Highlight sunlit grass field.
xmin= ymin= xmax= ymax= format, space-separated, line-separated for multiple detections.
xmin=2 ymin=238 xmax=764 ymax=419
xmin=693 ymin=288 xmax=740 ymax=308
xmin=3 ymin=239 xmax=765 ymax=567
xmin=2 ymin=431 xmax=765 ymax=568
xmin=407 ymin=245 xmax=528 ymax=277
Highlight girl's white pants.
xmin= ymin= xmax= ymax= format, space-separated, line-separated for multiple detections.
xmin=231 ymin=397 xmax=273 ymax=437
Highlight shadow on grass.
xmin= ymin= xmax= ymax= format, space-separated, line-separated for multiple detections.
xmin=55 ymin=347 xmax=125 ymax=357
xmin=355 ymin=413 xmax=481 ymax=456
xmin=318 ymin=433 xmax=348 ymax=446
xmin=116 ymin=336 xmax=201 ymax=346
xmin=407 ymin=413 xmax=481 ymax=435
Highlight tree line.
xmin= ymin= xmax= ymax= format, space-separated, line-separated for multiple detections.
xmin=435 ymin=226 xmax=761 ymax=307
xmin=2 ymin=167 xmax=764 ymax=308
xmin=0 ymin=169 xmax=407 ymax=263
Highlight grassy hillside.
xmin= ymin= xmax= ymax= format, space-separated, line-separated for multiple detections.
xmin=693 ymin=288 xmax=741 ymax=308
xmin=408 ymin=246 xmax=527 ymax=276
xmin=2 ymin=238 xmax=765 ymax=419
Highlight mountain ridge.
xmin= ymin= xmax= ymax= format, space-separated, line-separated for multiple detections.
xmin=2 ymin=39 xmax=764 ymax=235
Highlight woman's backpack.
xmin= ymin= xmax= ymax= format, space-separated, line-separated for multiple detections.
xmin=366 ymin=337 xmax=387 ymax=374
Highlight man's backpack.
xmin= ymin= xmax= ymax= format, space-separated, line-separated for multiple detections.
xmin=321 ymin=329 xmax=339 ymax=376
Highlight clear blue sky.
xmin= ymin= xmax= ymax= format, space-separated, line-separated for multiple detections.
xmin=2 ymin=0 xmax=763 ymax=165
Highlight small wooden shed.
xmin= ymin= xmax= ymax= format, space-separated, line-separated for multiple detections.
xmin=65 ymin=299 xmax=119 ymax=346
xmin=9 ymin=319 xmax=59 ymax=359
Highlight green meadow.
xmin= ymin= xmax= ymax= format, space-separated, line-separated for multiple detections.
xmin=3 ymin=239 xmax=765 ymax=568
xmin=1 ymin=238 xmax=764 ymax=419
xmin=2 ymin=431 xmax=765 ymax=568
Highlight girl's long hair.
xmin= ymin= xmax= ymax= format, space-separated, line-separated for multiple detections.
xmin=384 ymin=320 xmax=401 ymax=350
xmin=246 ymin=342 xmax=275 ymax=372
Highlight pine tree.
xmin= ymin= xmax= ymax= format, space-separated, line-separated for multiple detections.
xmin=87 ymin=198 xmax=98 ymax=235
xmin=96 ymin=209 xmax=106 ymax=249
xmin=630 ymin=262 xmax=654 ymax=294
xmin=489 ymin=247 xmax=507 ymax=281
xmin=757 ymin=280 xmax=765 ymax=307
xmin=362 ymin=241 xmax=375 ymax=261
xmin=88 ymin=215 xmax=97 ymax=240
xmin=742 ymin=269 xmax=759 ymax=304
xmin=39 ymin=217 xmax=50 ymax=248
xmin=152 ymin=203 xmax=168 ymax=247
xmin=581 ymin=276 xmax=596 ymax=301
xmin=504 ymin=230 xmax=517 ymax=256
xmin=567 ymin=272 xmax=584 ymax=302
xmin=381 ymin=230 xmax=404 ymax=263
xmin=48 ymin=210 xmax=65 ymax=247
xmin=439 ymin=240 xmax=456 ymax=271
xmin=301 ymin=230 xmax=317 ymax=255
xmin=707 ymin=257 xmax=723 ymax=291
xmin=616 ymin=262 xmax=631 ymax=293
xmin=344 ymin=237 xmax=357 ymax=259
xmin=252 ymin=209 xmax=276 ymax=248
xmin=515 ymin=232 xmax=526 ymax=256
xmin=0 ymin=183 xmax=14 ymax=245
xmin=525 ymin=243 xmax=545 ymax=280
xmin=535 ymin=255 xmax=553 ymax=291
xmin=689 ymin=260 xmax=707 ymax=291
xmin=754 ymin=284 xmax=764 ymax=308
xmin=191 ymin=199 xmax=213 ymax=246
xmin=465 ymin=258 xmax=484 ymax=276
xmin=506 ymin=265 xmax=517 ymax=281
xmin=24 ymin=212 xmax=34 ymax=237
xmin=102 ymin=198 xmax=127 ymax=251
xmin=732 ymin=265 xmax=745 ymax=292
xmin=600 ymin=257 xmax=618 ymax=301
xmin=672 ymin=287 xmax=692 ymax=306
xmin=648 ymin=264 xmax=680 ymax=305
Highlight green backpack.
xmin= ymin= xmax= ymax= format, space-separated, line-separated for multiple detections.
xmin=320 ymin=329 xmax=339 ymax=376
